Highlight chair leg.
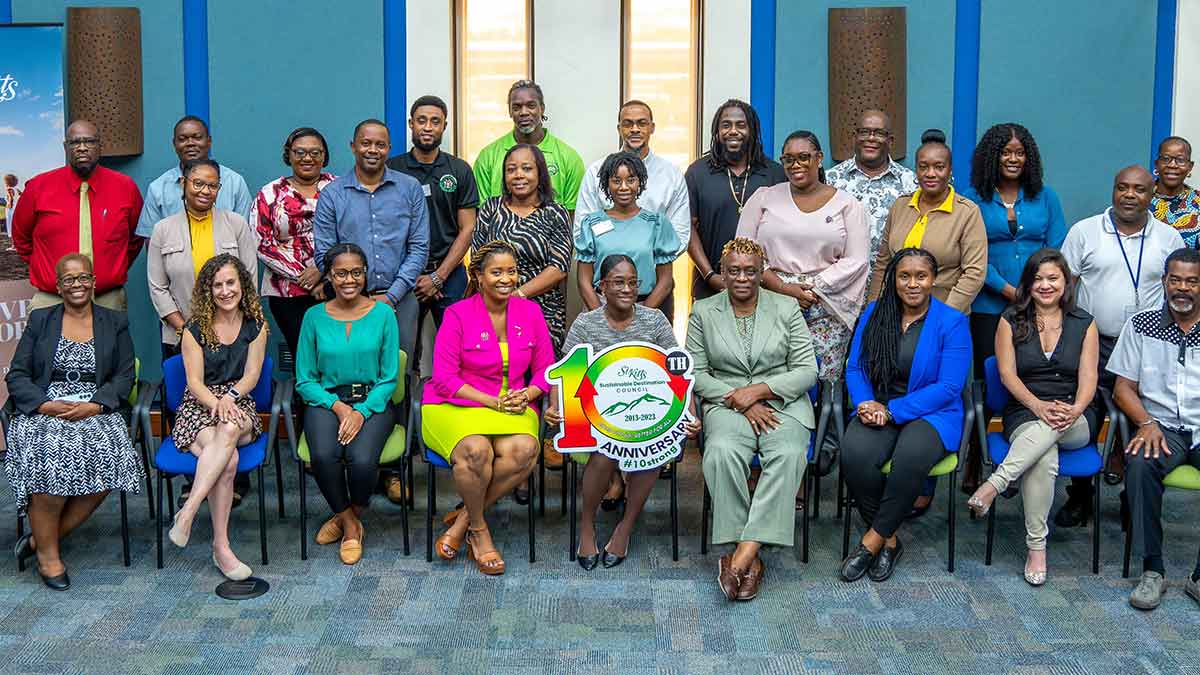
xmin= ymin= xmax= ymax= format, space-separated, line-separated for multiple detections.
xmin=1122 ymin=495 xmax=1132 ymax=578
xmin=538 ymin=446 xmax=546 ymax=518
xmin=801 ymin=470 xmax=810 ymax=564
xmin=299 ymin=460 xmax=308 ymax=561
xmin=258 ymin=467 xmax=268 ymax=565
xmin=842 ymin=493 xmax=852 ymax=561
xmin=560 ymin=453 xmax=567 ymax=516
xmin=670 ymin=460 xmax=679 ymax=562
xmin=166 ymin=479 xmax=176 ymax=519
xmin=700 ymin=484 xmax=710 ymax=556
xmin=275 ymin=438 xmax=286 ymax=520
xmin=527 ymin=471 xmax=536 ymax=563
xmin=425 ymin=462 xmax=435 ymax=563
xmin=1092 ymin=474 xmax=1101 ymax=575
xmin=156 ymin=472 xmax=165 ymax=570
xmin=16 ymin=515 xmax=24 ymax=572
xmin=836 ymin=473 xmax=845 ymax=519
xmin=948 ymin=470 xmax=957 ymax=574
xmin=399 ymin=456 xmax=411 ymax=557
xmin=120 ymin=491 xmax=130 ymax=567
xmin=811 ymin=472 xmax=821 ymax=520
xmin=985 ymin=503 xmax=995 ymax=566
xmin=568 ymin=460 xmax=577 ymax=561
xmin=811 ymin=472 xmax=821 ymax=521
xmin=407 ymin=456 xmax=415 ymax=510
xmin=139 ymin=432 xmax=155 ymax=521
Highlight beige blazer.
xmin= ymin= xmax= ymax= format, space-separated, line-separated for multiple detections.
xmin=147 ymin=208 xmax=259 ymax=344
xmin=685 ymin=288 xmax=818 ymax=430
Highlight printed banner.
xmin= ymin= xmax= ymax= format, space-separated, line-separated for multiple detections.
xmin=0 ymin=24 xmax=64 ymax=407
xmin=547 ymin=341 xmax=695 ymax=471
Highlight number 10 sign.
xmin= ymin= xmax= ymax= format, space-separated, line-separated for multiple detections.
xmin=546 ymin=341 xmax=695 ymax=471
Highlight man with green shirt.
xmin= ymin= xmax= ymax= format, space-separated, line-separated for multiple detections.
xmin=473 ymin=79 xmax=585 ymax=213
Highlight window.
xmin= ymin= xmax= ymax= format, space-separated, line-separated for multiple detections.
xmin=454 ymin=0 xmax=532 ymax=164
xmin=622 ymin=0 xmax=702 ymax=337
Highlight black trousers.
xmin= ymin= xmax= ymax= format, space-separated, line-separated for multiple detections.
xmin=304 ymin=405 xmax=394 ymax=513
xmin=1126 ymin=427 xmax=1200 ymax=565
xmin=269 ymin=295 xmax=317 ymax=362
xmin=840 ymin=417 xmax=945 ymax=538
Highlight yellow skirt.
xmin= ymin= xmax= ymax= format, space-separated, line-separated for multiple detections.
xmin=421 ymin=404 xmax=539 ymax=462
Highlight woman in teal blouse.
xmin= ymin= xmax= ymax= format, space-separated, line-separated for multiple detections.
xmin=295 ymin=242 xmax=399 ymax=565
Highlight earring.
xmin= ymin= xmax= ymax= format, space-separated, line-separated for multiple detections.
xmin=1153 ymin=169 xmax=1159 ymax=177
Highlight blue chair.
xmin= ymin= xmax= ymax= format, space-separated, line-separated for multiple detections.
xmin=147 ymin=355 xmax=284 ymax=569
xmin=698 ymin=377 xmax=833 ymax=564
xmin=974 ymin=356 xmax=1117 ymax=573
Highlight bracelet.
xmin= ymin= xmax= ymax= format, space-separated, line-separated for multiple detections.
xmin=429 ymin=271 xmax=444 ymax=290
xmin=703 ymin=270 xmax=717 ymax=282
xmin=1138 ymin=417 xmax=1158 ymax=428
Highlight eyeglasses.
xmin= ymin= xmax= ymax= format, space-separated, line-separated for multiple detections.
xmin=603 ymin=278 xmax=638 ymax=290
xmin=58 ymin=273 xmax=95 ymax=287
xmin=723 ymin=267 xmax=760 ymax=279
xmin=619 ymin=120 xmax=652 ymax=130
xmin=65 ymin=138 xmax=100 ymax=148
xmin=855 ymin=128 xmax=891 ymax=140
xmin=290 ymin=148 xmax=326 ymax=160
xmin=189 ymin=179 xmax=220 ymax=193
xmin=780 ymin=153 xmax=815 ymax=167
xmin=1157 ymin=155 xmax=1193 ymax=167
xmin=331 ymin=268 xmax=366 ymax=281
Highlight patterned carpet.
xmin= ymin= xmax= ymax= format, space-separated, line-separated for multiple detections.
xmin=0 ymin=450 xmax=1198 ymax=675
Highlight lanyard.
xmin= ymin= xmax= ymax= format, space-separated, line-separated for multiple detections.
xmin=1110 ymin=214 xmax=1146 ymax=293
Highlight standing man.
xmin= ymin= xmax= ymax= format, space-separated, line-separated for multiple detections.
xmin=136 ymin=115 xmax=253 ymax=238
xmin=826 ymin=109 xmax=917 ymax=273
xmin=1109 ymin=247 xmax=1200 ymax=611
xmin=12 ymin=120 xmax=142 ymax=310
xmin=1060 ymin=165 xmax=1185 ymax=527
xmin=685 ymin=99 xmax=786 ymax=299
xmin=473 ymin=80 xmax=584 ymax=214
xmin=314 ymin=118 xmax=429 ymax=366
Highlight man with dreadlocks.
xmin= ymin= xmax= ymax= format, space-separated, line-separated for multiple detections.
xmin=473 ymin=79 xmax=585 ymax=213
xmin=685 ymin=99 xmax=786 ymax=300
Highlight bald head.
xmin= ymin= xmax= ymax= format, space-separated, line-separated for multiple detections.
xmin=859 ymin=109 xmax=891 ymax=130
xmin=1111 ymin=165 xmax=1155 ymax=227
xmin=64 ymin=120 xmax=101 ymax=177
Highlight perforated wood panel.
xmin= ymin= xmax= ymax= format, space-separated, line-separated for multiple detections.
xmin=66 ymin=7 xmax=143 ymax=157
xmin=827 ymin=7 xmax=906 ymax=162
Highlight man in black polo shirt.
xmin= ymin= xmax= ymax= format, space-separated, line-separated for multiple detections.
xmin=382 ymin=95 xmax=478 ymax=504
xmin=685 ymin=99 xmax=786 ymax=299
xmin=386 ymin=95 xmax=478 ymax=327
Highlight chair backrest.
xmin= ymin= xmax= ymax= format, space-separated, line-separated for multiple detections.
xmin=161 ymin=354 xmax=274 ymax=413
xmin=983 ymin=356 xmax=1008 ymax=413
xmin=392 ymin=349 xmax=408 ymax=404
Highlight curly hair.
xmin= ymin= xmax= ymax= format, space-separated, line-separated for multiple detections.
xmin=466 ymin=240 xmax=520 ymax=297
xmin=705 ymin=99 xmax=768 ymax=171
xmin=187 ymin=253 xmax=267 ymax=350
xmin=1008 ymin=248 xmax=1075 ymax=345
xmin=970 ymin=123 xmax=1044 ymax=200
xmin=598 ymin=151 xmax=648 ymax=201
xmin=719 ymin=237 xmax=767 ymax=268
xmin=859 ymin=248 xmax=939 ymax=398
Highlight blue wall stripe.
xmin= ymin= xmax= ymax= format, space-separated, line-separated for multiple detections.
xmin=950 ymin=0 xmax=981 ymax=187
xmin=0 ymin=0 xmax=12 ymax=24
xmin=383 ymin=0 xmax=406 ymax=139
xmin=182 ymin=0 xmax=209 ymax=125
xmin=1150 ymin=0 xmax=1177 ymax=163
xmin=750 ymin=0 xmax=776 ymax=154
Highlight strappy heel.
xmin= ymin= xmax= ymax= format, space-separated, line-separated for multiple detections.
xmin=435 ymin=526 xmax=465 ymax=561
xmin=466 ymin=526 xmax=506 ymax=576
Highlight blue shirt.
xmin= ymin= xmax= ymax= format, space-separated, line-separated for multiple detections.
xmin=575 ymin=209 xmax=680 ymax=296
xmin=136 ymin=163 xmax=253 ymax=238
xmin=313 ymin=168 xmax=429 ymax=302
xmin=960 ymin=184 xmax=1067 ymax=315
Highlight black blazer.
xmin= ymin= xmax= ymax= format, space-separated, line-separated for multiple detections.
xmin=3 ymin=304 xmax=135 ymax=415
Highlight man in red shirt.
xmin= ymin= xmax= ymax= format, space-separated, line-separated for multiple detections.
xmin=11 ymin=120 xmax=144 ymax=310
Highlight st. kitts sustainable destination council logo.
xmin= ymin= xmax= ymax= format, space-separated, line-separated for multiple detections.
xmin=547 ymin=341 xmax=695 ymax=471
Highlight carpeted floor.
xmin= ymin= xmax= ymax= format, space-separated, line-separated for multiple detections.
xmin=0 ymin=448 xmax=1197 ymax=675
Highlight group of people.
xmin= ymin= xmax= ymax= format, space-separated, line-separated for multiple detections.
xmin=4 ymin=79 xmax=1200 ymax=612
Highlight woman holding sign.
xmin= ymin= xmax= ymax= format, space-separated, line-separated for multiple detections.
xmin=687 ymin=237 xmax=818 ymax=601
xmin=423 ymin=240 xmax=555 ymax=575
xmin=545 ymin=255 xmax=699 ymax=570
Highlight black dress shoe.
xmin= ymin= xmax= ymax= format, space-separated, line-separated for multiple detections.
xmin=514 ymin=487 xmax=530 ymax=505
xmin=601 ymin=547 xmax=626 ymax=569
xmin=39 ymin=568 xmax=70 ymax=591
xmin=577 ymin=551 xmax=600 ymax=571
xmin=1054 ymin=484 xmax=1092 ymax=528
xmin=600 ymin=496 xmax=625 ymax=512
xmin=839 ymin=544 xmax=878 ymax=583
xmin=14 ymin=533 xmax=35 ymax=564
xmin=868 ymin=539 xmax=904 ymax=582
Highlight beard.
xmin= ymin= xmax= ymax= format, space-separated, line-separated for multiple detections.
xmin=1169 ymin=296 xmax=1196 ymax=314
xmin=411 ymin=133 xmax=440 ymax=152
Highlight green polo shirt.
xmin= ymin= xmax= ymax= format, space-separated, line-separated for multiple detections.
xmin=473 ymin=129 xmax=585 ymax=210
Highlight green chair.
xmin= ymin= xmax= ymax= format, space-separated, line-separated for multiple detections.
xmin=282 ymin=349 xmax=413 ymax=560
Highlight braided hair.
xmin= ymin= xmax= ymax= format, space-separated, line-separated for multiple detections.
xmin=705 ymin=99 xmax=768 ymax=171
xmin=598 ymin=151 xmax=648 ymax=201
xmin=970 ymin=123 xmax=1044 ymax=200
xmin=1009 ymin=248 xmax=1074 ymax=344
xmin=859 ymin=248 xmax=939 ymax=396
xmin=781 ymin=130 xmax=827 ymax=184
xmin=466 ymin=240 xmax=520 ymax=297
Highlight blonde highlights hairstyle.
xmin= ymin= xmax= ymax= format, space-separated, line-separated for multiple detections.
xmin=719 ymin=237 xmax=767 ymax=269
xmin=465 ymin=240 xmax=520 ymax=297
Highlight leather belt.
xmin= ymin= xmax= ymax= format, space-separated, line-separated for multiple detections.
xmin=50 ymin=368 xmax=96 ymax=384
xmin=333 ymin=383 xmax=371 ymax=403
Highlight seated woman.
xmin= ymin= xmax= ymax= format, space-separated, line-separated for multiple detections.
xmin=575 ymin=152 xmax=679 ymax=320
xmin=295 ymin=243 xmax=399 ymax=565
xmin=423 ymin=240 xmax=555 ymax=575
xmin=687 ymin=237 xmax=817 ymax=601
xmin=4 ymin=254 xmax=145 ymax=590
xmin=840 ymin=247 xmax=971 ymax=583
xmin=165 ymin=253 xmax=269 ymax=582
xmin=545 ymin=255 xmax=699 ymax=570
xmin=967 ymin=249 xmax=1098 ymax=586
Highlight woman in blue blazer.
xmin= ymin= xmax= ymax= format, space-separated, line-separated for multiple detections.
xmin=838 ymin=247 xmax=972 ymax=583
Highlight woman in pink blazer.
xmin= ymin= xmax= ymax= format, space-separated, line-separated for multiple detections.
xmin=422 ymin=240 xmax=554 ymax=575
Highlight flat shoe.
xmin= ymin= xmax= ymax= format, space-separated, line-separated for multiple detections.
xmin=340 ymin=533 xmax=364 ymax=565
xmin=168 ymin=513 xmax=190 ymax=548
xmin=315 ymin=516 xmax=342 ymax=545
xmin=839 ymin=544 xmax=877 ymax=583
xmin=867 ymin=539 xmax=903 ymax=583
xmin=1024 ymin=564 xmax=1047 ymax=587
xmin=736 ymin=557 xmax=765 ymax=601
xmin=213 ymin=554 xmax=252 ymax=581
xmin=717 ymin=554 xmax=743 ymax=601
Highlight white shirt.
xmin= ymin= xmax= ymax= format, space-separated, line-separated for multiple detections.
xmin=572 ymin=150 xmax=691 ymax=255
xmin=1061 ymin=208 xmax=1185 ymax=337
xmin=1108 ymin=306 xmax=1200 ymax=435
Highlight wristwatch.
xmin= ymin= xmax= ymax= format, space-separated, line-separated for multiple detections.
xmin=226 ymin=387 xmax=242 ymax=400
xmin=429 ymin=271 xmax=445 ymax=290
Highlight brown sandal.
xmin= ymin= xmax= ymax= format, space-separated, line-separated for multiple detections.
xmin=435 ymin=526 xmax=465 ymax=561
xmin=466 ymin=526 xmax=506 ymax=575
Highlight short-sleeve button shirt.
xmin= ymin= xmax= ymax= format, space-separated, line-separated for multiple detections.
xmin=1107 ymin=306 xmax=1200 ymax=435
xmin=387 ymin=150 xmax=479 ymax=272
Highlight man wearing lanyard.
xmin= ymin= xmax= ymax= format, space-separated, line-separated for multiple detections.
xmin=1060 ymin=165 xmax=1184 ymax=526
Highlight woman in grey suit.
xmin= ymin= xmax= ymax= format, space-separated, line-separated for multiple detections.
xmin=686 ymin=237 xmax=818 ymax=602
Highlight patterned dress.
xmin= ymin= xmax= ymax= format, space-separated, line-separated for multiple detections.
xmin=473 ymin=196 xmax=573 ymax=350
xmin=1152 ymin=187 xmax=1200 ymax=249
xmin=4 ymin=337 xmax=144 ymax=515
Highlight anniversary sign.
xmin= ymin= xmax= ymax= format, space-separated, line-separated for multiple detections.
xmin=546 ymin=341 xmax=695 ymax=471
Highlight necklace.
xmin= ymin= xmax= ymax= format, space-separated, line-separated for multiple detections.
xmin=901 ymin=311 xmax=927 ymax=333
xmin=727 ymin=168 xmax=748 ymax=213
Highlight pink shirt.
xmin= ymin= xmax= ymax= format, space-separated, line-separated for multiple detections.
xmin=736 ymin=183 xmax=870 ymax=328
xmin=424 ymin=294 xmax=554 ymax=407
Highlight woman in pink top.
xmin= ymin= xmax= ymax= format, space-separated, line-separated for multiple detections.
xmin=736 ymin=130 xmax=870 ymax=381
xmin=421 ymin=240 xmax=555 ymax=575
